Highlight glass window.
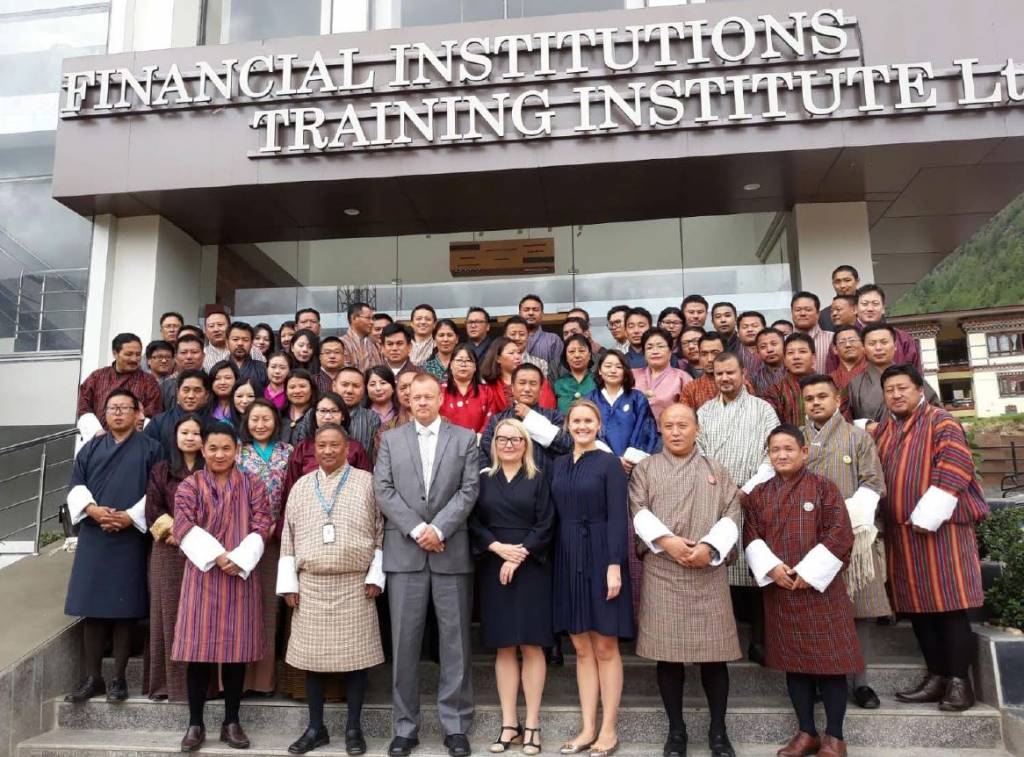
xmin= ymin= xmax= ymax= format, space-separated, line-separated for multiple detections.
xmin=988 ymin=332 xmax=1024 ymax=357
xmin=396 ymin=0 xmax=461 ymax=28
xmin=521 ymin=0 xmax=622 ymax=17
xmin=999 ymin=375 xmax=1024 ymax=398
xmin=204 ymin=0 xmax=322 ymax=45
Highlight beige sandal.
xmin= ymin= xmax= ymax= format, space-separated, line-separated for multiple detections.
xmin=523 ymin=727 xmax=542 ymax=755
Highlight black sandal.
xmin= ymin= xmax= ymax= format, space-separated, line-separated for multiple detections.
xmin=490 ymin=724 xmax=523 ymax=753
xmin=523 ymin=727 xmax=542 ymax=755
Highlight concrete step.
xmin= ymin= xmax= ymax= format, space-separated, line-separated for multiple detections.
xmin=107 ymin=656 xmax=929 ymax=702
xmin=51 ymin=695 xmax=1004 ymax=749
xmin=15 ymin=729 xmax=1016 ymax=757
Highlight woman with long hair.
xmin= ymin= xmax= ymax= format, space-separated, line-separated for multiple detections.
xmin=481 ymin=337 xmax=557 ymax=412
xmin=230 ymin=379 xmax=259 ymax=431
xmin=253 ymin=323 xmax=276 ymax=360
xmin=208 ymin=360 xmax=241 ymax=426
xmin=553 ymin=335 xmax=597 ymax=415
xmin=281 ymin=369 xmax=318 ymax=445
xmin=423 ymin=319 xmax=461 ymax=382
xmin=289 ymin=329 xmax=320 ymax=374
xmin=145 ymin=414 xmax=205 ymax=702
xmin=440 ymin=343 xmax=496 ymax=433
xmin=263 ymin=352 xmax=292 ymax=411
xmin=278 ymin=320 xmax=297 ymax=353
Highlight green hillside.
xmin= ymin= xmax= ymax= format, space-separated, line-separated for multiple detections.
xmin=892 ymin=192 xmax=1024 ymax=315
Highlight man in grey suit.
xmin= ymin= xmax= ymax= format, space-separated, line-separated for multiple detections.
xmin=374 ymin=372 xmax=480 ymax=757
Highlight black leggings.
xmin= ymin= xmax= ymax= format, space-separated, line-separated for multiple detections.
xmin=786 ymin=673 xmax=846 ymax=740
xmin=305 ymin=669 xmax=369 ymax=732
xmin=83 ymin=618 xmax=134 ymax=680
xmin=729 ymin=586 xmax=765 ymax=648
xmin=656 ymin=661 xmax=729 ymax=737
xmin=186 ymin=662 xmax=245 ymax=727
xmin=909 ymin=610 xmax=973 ymax=679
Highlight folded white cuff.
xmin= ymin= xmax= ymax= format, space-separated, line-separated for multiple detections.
xmin=67 ymin=485 xmax=96 ymax=525
xmin=276 ymin=555 xmax=299 ymax=595
xmin=745 ymin=539 xmax=783 ymax=587
xmin=793 ymin=543 xmax=844 ymax=592
xmin=909 ymin=485 xmax=958 ymax=532
xmin=632 ymin=509 xmax=673 ymax=553
xmin=846 ymin=486 xmax=881 ymax=531
xmin=366 ymin=548 xmax=386 ymax=590
xmin=853 ymin=418 xmax=870 ymax=430
xmin=522 ymin=409 xmax=559 ymax=448
xmin=180 ymin=526 xmax=225 ymax=572
xmin=595 ymin=439 xmax=613 ymax=454
xmin=76 ymin=412 xmax=102 ymax=441
xmin=411 ymin=522 xmax=444 ymax=541
xmin=226 ymin=532 xmax=265 ymax=579
xmin=125 ymin=496 xmax=148 ymax=533
xmin=700 ymin=517 xmax=739 ymax=567
xmin=623 ymin=447 xmax=650 ymax=465
xmin=741 ymin=460 xmax=776 ymax=494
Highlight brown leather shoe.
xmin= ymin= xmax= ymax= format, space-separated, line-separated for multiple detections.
xmin=895 ymin=673 xmax=948 ymax=703
xmin=220 ymin=722 xmax=251 ymax=749
xmin=818 ymin=734 xmax=847 ymax=757
xmin=180 ymin=725 xmax=205 ymax=752
xmin=939 ymin=676 xmax=976 ymax=711
xmin=776 ymin=731 xmax=821 ymax=756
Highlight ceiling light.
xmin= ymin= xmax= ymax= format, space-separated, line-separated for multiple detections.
xmin=343 ymin=207 xmax=360 ymax=216
xmin=743 ymin=183 xmax=761 ymax=192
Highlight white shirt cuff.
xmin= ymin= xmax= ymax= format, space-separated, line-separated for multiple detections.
xmin=180 ymin=526 xmax=226 ymax=572
xmin=745 ymin=538 xmax=783 ymax=587
xmin=276 ymin=554 xmax=299 ymax=595
xmin=595 ymin=439 xmax=613 ymax=454
xmin=741 ymin=461 xmax=776 ymax=494
xmin=909 ymin=485 xmax=958 ymax=532
xmin=700 ymin=517 xmax=739 ymax=566
xmin=522 ymin=409 xmax=560 ymax=448
xmin=846 ymin=486 xmax=880 ymax=531
xmin=125 ymin=496 xmax=148 ymax=533
xmin=366 ymin=548 xmax=386 ymax=590
xmin=67 ymin=485 xmax=95 ymax=525
xmin=76 ymin=412 xmax=102 ymax=441
xmin=633 ymin=509 xmax=673 ymax=553
xmin=410 ymin=522 xmax=444 ymax=541
xmin=623 ymin=447 xmax=650 ymax=465
xmin=853 ymin=418 xmax=870 ymax=430
xmin=226 ymin=532 xmax=265 ymax=579
xmin=793 ymin=543 xmax=844 ymax=592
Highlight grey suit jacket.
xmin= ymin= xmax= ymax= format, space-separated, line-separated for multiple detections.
xmin=373 ymin=419 xmax=481 ymax=574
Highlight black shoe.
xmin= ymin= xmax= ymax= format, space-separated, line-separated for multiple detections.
xmin=289 ymin=725 xmax=330 ymax=754
xmin=389 ymin=736 xmax=420 ymax=757
xmin=853 ymin=685 xmax=881 ymax=709
xmin=345 ymin=728 xmax=366 ymax=755
xmin=663 ymin=731 xmax=686 ymax=757
xmin=708 ymin=731 xmax=735 ymax=757
xmin=64 ymin=676 xmax=106 ymax=703
xmin=445 ymin=733 xmax=472 ymax=757
xmin=896 ymin=673 xmax=948 ymax=703
xmin=546 ymin=636 xmax=565 ymax=666
xmin=939 ymin=676 xmax=976 ymax=711
xmin=747 ymin=643 xmax=766 ymax=667
xmin=106 ymin=677 xmax=128 ymax=703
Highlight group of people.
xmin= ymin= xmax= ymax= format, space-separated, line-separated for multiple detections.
xmin=63 ymin=263 xmax=989 ymax=757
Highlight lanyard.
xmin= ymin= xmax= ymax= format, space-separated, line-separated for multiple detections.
xmin=314 ymin=465 xmax=351 ymax=519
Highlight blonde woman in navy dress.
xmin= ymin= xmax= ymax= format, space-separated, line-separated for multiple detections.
xmin=550 ymin=399 xmax=634 ymax=757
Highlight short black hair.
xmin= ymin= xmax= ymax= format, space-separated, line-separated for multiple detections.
xmin=111 ymin=332 xmax=142 ymax=352
xmin=657 ymin=306 xmax=683 ymax=325
xmin=681 ymin=326 xmax=706 ymax=339
xmin=372 ymin=312 xmax=394 ymax=324
xmin=433 ymin=318 xmax=461 ymax=339
xmin=641 ymin=327 xmax=674 ymax=350
xmin=711 ymin=302 xmax=737 ymax=318
xmin=159 ymin=311 xmax=184 ymax=326
xmin=832 ymin=264 xmax=860 ymax=280
xmin=104 ymin=388 xmax=139 ymax=409
xmin=178 ymin=325 xmax=205 ymax=342
xmin=410 ymin=303 xmax=437 ymax=320
xmin=681 ymin=294 xmax=709 ymax=309
xmin=698 ymin=333 xmax=725 ymax=351
xmin=771 ymin=319 xmax=793 ymax=330
xmin=146 ymin=340 xmax=173 ymax=359
xmin=295 ymin=307 xmax=321 ymax=322
xmin=228 ymin=321 xmax=254 ymax=338
xmin=832 ymin=294 xmax=857 ymax=308
xmin=512 ymin=363 xmax=545 ymax=383
xmin=519 ymin=293 xmax=544 ymax=309
xmin=347 ymin=301 xmax=372 ymax=320
xmin=606 ymin=304 xmax=631 ymax=321
xmin=784 ymin=332 xmax=816 ymax=354
xmin=791 ymin=291 xmax=821 ymax=311
xmin=756 ymin=327 xmax=785 ymax=344
xmin=201 ymin=423 xmax=237 ymax=444
xmin=562 ymin=316 xmax=589 ymax=333
xmin=625 ymin=306 xmax=653 ymax=325
xmin=768 ymin=423 xmax=805 ymax=447
xmin=798 ymin=373 xmax=838 ymax=391
xmin=568 ymin=307 xmax=591 ymax=321
xmin=861 ymin=323 xmax=896 ymax=342
xmin=712 ymin=351 xmax=742 ymax=369
xmin=314 ymin=422 xmax=349 ymax=441
xmin=467 ymin=306 xmax=491 ymax=322
xmin=381 ymin=322 xmax=413 ymax=343
xmin=319 ymin=336 xmax=343 ymax=351
xmin=881 ymin=363 xmax=924 ymax=389
xmin=856 ymin=283 xmax=887 ymax=303
xmin=177 ymin=368 xmax=210 ymax=391
xmin=832 ymin=325 xmax=861 ymax=344
xmin=560 ymin=334 xmax=593 ymax=369
xmin=737 ymin=310 xmax=766 ymax=327
xmin=594 ymin=350 xmax=635 ymax=392
xmin=503 ymin=315 xmax=529 ymax=331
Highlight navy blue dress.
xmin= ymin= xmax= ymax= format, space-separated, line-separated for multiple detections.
xmin=586 ymin=388 xmax=658 ymax=457
xmin=65 ymin=431 xmax=162 ymax=619
xmin=550 ymin=450 xmax=635 ymax=639
xmin=470 ymin=467 xmax=556 ymax=649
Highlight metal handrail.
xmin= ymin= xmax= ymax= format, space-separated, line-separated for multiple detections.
xmin=0 ymin=427 xmax=77 ymax=554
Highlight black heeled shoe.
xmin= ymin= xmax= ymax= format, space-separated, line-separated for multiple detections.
xmin=288 ymin=725 xmax=329 ymax=754
xmin=489 ymin=723 xmax=523 ymax=753
xmin=64 ymin=676 xmax=106 ymax=703
xmin=345 ymin=727 xmax=367 ymax=755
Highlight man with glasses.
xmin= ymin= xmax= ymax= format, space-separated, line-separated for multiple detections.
xmin=342 ymin=302 xmax=384 ymax=372
xmin=146 ymin=340 xmax=175 ymax=381
xmin=830 ymin=325 xmax=868 ymax=392
xmin=77 ymin=332 xmax=164 ymax=453
xmin=464 ymin=307 xmax=493 ymax=362
xmin=159 ymin=311 xmax=184 ymax=345
xmin=679 ymin=327 xmax=705 ymax=379
xmin=334 ymin=367 xmax=381 ymax=463
xmin=315 ymin=336 xmax=347 ymax=394
xmin=606 ymin=304 xmax=631 ymax=354
xmin=64 ymin=388 xmax=163 ymax=704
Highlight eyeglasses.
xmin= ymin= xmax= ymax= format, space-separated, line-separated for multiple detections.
xmin=106 ymin=405 xmax=136 ymax=415
xmin=495 ymin=436 xmax=526 ymax=447
xmin=452 ymin=357 xmax=474 ymax=365
xmin=316 ymin=408 xmax=341 ymax=416
xmin=466 ymin=319 xmax=487 ymax=326
xmin=836 ymin=338 xmax=860 ymax=346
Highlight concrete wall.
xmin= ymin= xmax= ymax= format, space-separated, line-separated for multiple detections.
xmin=0 ymin=360 xmax=79 ymax=427
xmin=794 ymin=203 xmax=875 ymax=297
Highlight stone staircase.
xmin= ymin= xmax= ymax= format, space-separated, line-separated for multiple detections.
xmin=14 ymin=623 xmax=1014 ymax=756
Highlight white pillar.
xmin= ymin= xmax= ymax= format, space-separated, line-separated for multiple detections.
xmin=80 ymin=215 xmax=118 ymax=376
xmin=793 ymin=202 xmax=875 ymax=299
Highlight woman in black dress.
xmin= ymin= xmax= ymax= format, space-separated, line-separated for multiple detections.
xmin=470 ymin=417 xmax=555 ymax=756
xmin=550 ymin=399 xmax=634 ymax=757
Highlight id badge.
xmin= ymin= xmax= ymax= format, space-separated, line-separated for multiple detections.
xmin=322 ymin=524 xmax=336 ymax=544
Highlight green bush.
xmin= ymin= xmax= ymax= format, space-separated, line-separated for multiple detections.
xmin=977 ymin=507 xmax=1024 ymax=630
xmin=37 ymin=532 xmax=62 ymax=548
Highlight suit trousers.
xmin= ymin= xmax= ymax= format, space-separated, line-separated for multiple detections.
xmin=387 ymin=568 xmax=474 ymax=738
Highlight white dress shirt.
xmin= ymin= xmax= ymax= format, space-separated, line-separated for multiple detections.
xmin=410 ymin=416 xmax=444 ymax=542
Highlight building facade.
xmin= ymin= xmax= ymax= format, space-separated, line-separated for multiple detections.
xmin=3 ymin=0 xmax=1024 ymax=438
